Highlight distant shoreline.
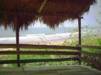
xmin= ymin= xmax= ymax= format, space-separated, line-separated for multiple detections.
xmin=0 ymin=33 xmax=72 ymax=45
xmin=0 ymin=32 xmax=100 ymax=45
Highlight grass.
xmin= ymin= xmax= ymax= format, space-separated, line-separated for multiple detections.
xmin=82 ymin=37 xmax=101 ymax=53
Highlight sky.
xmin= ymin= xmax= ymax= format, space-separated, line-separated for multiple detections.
xmin=29 ymin=0 xmax=101 ymax=29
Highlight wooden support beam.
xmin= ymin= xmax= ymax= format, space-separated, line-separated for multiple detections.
xmin=78 ymin=17 xmax=82 ymax=45
xmin=78 ymin=17 xmax=83 ymax=64
xmin=15 ymin=19 xmax=20 ymax=67
xmin=38 ymin=0 xmax=48 ymax=13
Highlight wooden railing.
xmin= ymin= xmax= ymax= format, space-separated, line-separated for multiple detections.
xmin=0 ymin=44 xmax=101 ymax=65
xmin=0 ymin=44 xmax=81 ymax=65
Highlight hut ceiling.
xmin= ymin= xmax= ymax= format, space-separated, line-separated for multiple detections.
xmin=0 ymin=0 xmax=96 ymax=29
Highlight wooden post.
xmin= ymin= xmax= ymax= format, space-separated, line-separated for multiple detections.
xmin=78 ymin=17 xmax=82 ymax=65
xmin=15 ymin=18 xmax=20 ymax=67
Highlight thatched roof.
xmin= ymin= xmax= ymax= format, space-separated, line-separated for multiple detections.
xmin=0 ymin=0 xmax=96 ymax=30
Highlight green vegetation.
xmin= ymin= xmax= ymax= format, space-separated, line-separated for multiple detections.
xmin=82 ymin=37 xmax=101 ymax=53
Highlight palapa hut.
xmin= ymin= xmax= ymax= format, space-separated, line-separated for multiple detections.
xmin=0 ymin=0 xmax=96 ymax=29
xmin=0 ymin=0 xmax=97 ymax=67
